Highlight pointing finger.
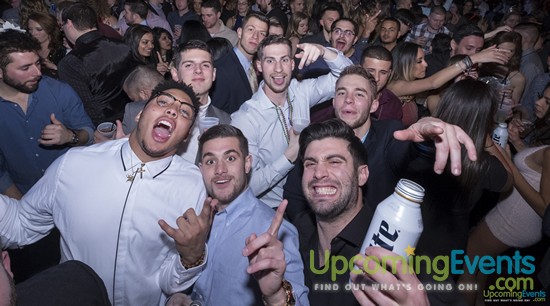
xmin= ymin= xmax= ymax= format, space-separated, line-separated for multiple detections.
xmin=268 ymin=199 xmax=287 ymax=236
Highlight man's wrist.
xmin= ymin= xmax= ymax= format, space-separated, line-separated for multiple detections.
xmin=180 ymin=249 xmax=206 ymax=269
xmin=262 ymin=280 xmax=295 ymax=306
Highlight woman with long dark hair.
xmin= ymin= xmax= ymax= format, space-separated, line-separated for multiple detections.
xmin=152 ymin=27 xmax=174 ymax=77
xmin=460 ymin=82 xmax=550 ymax=305
xmin=124 ymin=25 xmax=155 ymax=67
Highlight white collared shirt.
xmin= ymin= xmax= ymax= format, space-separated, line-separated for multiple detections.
xmin=0 ymin=139 xmax=207 ymax=305
xmin=231 ymin=49 xmax=352 ymax=207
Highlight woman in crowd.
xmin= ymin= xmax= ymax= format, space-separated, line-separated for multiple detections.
xmin=461 ymin=82 xmax=550 ymax=305
xmin=19 ymin=0 xmax=49 ymax=29
xmin=225 ymin=0 xmax=250 ymax=31
xmin=287 ymin=12 xmax=309 ymax=56
xmin=402 ymin=78 xmax=512 ymax=266
xmin=152 ymin=27 xmax=173 ymax=77
xmin=387 ymin=42 xmax=509 ymax=127
xmin=27 ymin=12 xmax=65 ymax=78
xmin=446 ymin=1 xmax=467 ymax=33
xmin=481 ymin=31 xmax=525 ymax=106
xmin=124 ymin=25 xmax=155 ymax=69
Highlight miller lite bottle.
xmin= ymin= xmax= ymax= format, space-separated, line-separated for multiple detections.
xmin=360 ymin=179 xmax=424 ymax=258
xmin=492 ymin=122 xmax=508 ymax=148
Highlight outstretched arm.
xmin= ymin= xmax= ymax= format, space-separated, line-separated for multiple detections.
xmin=388 ymin=46 xmax=510 ymax=97
xmin=393 ymin=117 xmax=477 ymax=175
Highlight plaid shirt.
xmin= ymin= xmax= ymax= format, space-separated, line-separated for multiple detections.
xmin=405 ymin=22 xmax=450 ymax=54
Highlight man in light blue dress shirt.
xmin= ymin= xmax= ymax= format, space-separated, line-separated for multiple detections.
xmin=166 ymin=124 xmax=309 ymax=305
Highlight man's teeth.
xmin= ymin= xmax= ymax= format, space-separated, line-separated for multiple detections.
xmin=159 ymin=120 xmax=173 ymax=131
xmin=215 ymin=179 xmax=230 ymax=184
xmin=315 ymin=187 xmax=336 ymax=195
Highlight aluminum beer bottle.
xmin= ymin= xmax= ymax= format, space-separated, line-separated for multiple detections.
xmin=360 ymin=179 xmax=424 ymax=258
xmin=492 ymin=122 xmax=508 ymax=148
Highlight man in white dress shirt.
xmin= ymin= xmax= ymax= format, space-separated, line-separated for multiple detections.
xmin=0 ymin=80 xmax=213 ymax=306
xmin=231 ymin=35 xmax=352 ymax=208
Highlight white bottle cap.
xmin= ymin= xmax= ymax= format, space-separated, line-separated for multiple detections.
xmin=395 ymin=179 xmax=425 ymax=203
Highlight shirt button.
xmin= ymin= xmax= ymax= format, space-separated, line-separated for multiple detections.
xmin=29 ymin=137 xmax=34 ymax=140
xmin=35 ymin=154 xmax=39 ymax=157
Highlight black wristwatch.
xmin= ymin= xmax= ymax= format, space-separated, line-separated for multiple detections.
xmin=69 ymin=129 xmax=79 ymax=145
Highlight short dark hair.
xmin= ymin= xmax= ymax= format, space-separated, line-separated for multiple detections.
xmin=242 ymin=12 xmax=270 ymax=29
xmin=431 ymin=33 xmax=451 ymax=54
xmin=0 ymin=30 xmax=40 ymax=71
xmin=198 ymin=125 xmax=249 ymax=160
xmin=320 ymin=2 xmax=343 ymax=20
xmin=62 ymin=3 xmax=98 ymax=30
xmin=380 ymin=17 xmax=401 ymax=30
xmin=124 ymin=0 xmax=149 ymax=20
xmin=452 ymin=23 xmax=483 ymax=44
xmin=201 ymin=0 xmax=221 ymax=13
xmin=337 ymin=65 xmax=377 ymax=101
xmin=173 ymin=39 xmax=213 ymax=68
xmin=330 ymin=18 xmax=359 ymax=37
xmin=299 ymin=119 xmax=368 ymax=167
xmin=360 ymin=45 xmax=393 ymax=65
xmin=256 ymin=35 xmax=291 ymax=61
xmin=149 ymin=80 xmax=200 ymax=121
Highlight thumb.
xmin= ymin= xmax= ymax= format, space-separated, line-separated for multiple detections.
xmin=50 ymin=113 xmax=62 ymax=125
xmin=115 ymin=120 xmax=126 ymax=139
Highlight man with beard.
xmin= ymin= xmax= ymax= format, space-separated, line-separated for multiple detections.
xmin=166 ymin=125 xmax=309 ymax=305
xmin=0 ymin=30 xmax=94 ymax=282
xmin=0 ymin=80 xmax=213 ymax=305
xmin=294 ymin=118 xmax=429 ymax=306
xmin=210 ymin=12 xmax=269 ymax=114
xmin=231 ymin=35 xmax=353 ymax=208
xmin=283 ymin=65 xmax=478 ymax=220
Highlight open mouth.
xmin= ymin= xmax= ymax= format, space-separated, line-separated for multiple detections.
xmin=152 ymin=119 xmax=174 ymax=142
xmin=335 ymin=40 xmax=346 ymax=51
xmin=272 ymin=75 xmax=286 ymax=86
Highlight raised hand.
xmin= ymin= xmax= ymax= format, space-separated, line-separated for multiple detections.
xmin=393 ymin=117 xmax=477 ymax=175
xmin=38 ymin=113 xmax=73 ymax=146
xmin=350 ymin=247 xmax=429 ymax=306
xmin=158 ymin=197 xmax=217 ymax=266
xmin=243 ymin=200 xmax=288 ymax=305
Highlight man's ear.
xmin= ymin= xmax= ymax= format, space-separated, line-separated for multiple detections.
xmin=1 ymin=251 xmax=13 ymax=278
xmin=358 ymin=164 xmax=369 ymax=187
xmin=244 ymin=154 xmax=252 ymax=174
xmin=370 ymin=97 xmax=379 ymax=114
xmin=170 ymin=67 xmax=179 ymax=82
xmin=255 ymin=59 xmax=262 ymax=73
xmin=237 ymin=27 xmax=242 ymax=40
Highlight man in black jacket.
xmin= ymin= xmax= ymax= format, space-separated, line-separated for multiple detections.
xmin=58 ymin=3 xmax=137 ymax=126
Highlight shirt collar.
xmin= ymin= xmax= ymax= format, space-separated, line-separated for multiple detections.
xmin=120 ymin=141 xmax=174 ymax=179
xmin=234 ymin=47 xmax=251 ymax=72
xmin=215 ymin=187 xmax=256 ymax=225
xmin=335 ymin=204 xmax=373 ymax=248
xmin=253 ymin=83 xmax=294 ymax=111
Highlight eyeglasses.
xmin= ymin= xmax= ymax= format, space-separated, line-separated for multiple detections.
xmin=332 ymin=28 xmax=355 ymax=38
xmin=150 ymin=91 xmax=196 ymax=120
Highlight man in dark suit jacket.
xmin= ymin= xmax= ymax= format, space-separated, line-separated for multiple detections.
xmin=210 ymin=12 xmax=269 ymax=114
xmin=170 ymin=40 xmax=230 ymax=163
xmin=58 ymin=3 xmax=136 ymax=126
xmin=284 ymin=65 xmax=478 ymax=221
